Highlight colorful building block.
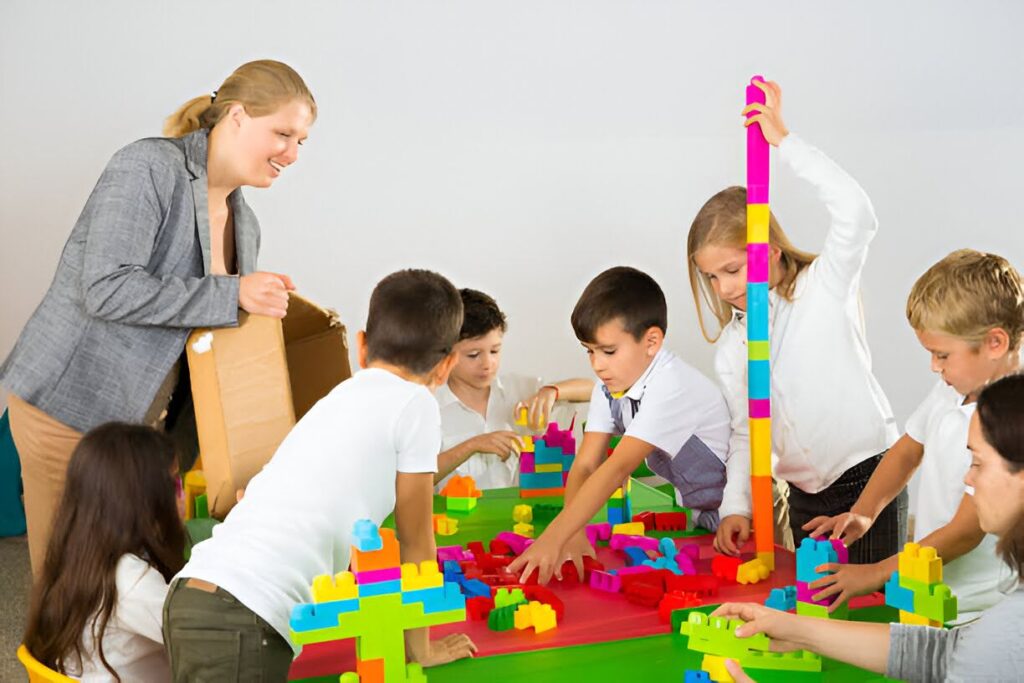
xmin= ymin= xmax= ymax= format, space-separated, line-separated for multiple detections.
xmin=512 ymin=522 xmax=534 ymax=538
xmin=736 ymin=557 xmax=771 ymax=585
xmin=898 ymin=542 xmax=943 ymax=585
xmin=654 ymin=511 xmax=689 ymax=531
xmin=589 ymin=570 xmax=623 ymax=593
xmin=432 ymin=513 xmax=458 ymax=536
xmin=446 ymin=496 xmax=478 ymax=512
xmin=765 ymin=586 xmax=796 ymax=611
xmin=513 ymin=601 xmax=557 ymax=633
xmin=350 ymin=527 xmax=400 ymax=573
xmin=711 ymin=554 xmax=742 ymax=582
xmin=795 ymin=537 xmax=838 ymax=584
xmin=400 ymin=561 xmax=443 ymax=592
xmin=512 ymin=504 xmax=533 ymax=523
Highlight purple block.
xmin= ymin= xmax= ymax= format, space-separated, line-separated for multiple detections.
xmin=610 ymin=534 xmax=659 ymax=552
xmin=616 ymin=565 xmax=655 ymax=577
xmin=586 ymin=522 xmax=612 ymax=546
xmin=830 ymin=539 xmax=849 ymax=564
xmin=519 ymin=452 xmax=535 ymax=474
xmin=746 ymin=75 xmax=769 ymax=198
xmin=589 ymin=570 xmax=622 ymax=593
xmin=354 ymin=567 xmax=402 ymax=584
xmin=747 ymin=243 xmax=770 ymax=282
xmin=749 ymin=398 xmax=771 ymax=419
xmin=797 ymin=580 xmax=836 ymax=606
xmin=495 ymin=531 xmax=534 ymax=555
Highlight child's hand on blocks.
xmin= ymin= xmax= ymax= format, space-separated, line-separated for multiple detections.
xmin=468 ymin=431 xmax=523 ymax=462
xmin=714 ymin=514 xmax=752 ymax=556
xmin=742 ymin=79 xmax=789 ymax=147
xmin=802 ymin=511 xmax=874 ymax=545
xmin=516 ymin=384 xmax=560 ymax=431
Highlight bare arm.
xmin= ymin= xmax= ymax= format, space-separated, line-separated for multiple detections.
xmin=395 ymin=472 xmax=437 ymax=664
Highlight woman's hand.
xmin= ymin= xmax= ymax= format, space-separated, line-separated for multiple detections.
xmin=743 ymin=79 xmax=789 ymax=147
xmin=710 ymin=603 xmax=806 ymax=652
xmin=239 ymin=272 xmax=295 ymax=319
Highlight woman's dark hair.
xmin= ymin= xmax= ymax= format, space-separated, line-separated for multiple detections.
xmin=459 ymin=288 xmax=507 ymax=340
xmin=976 ymin=373 xmax=1024 ymax=577
xmin=23 ymin=422 xmax=185 ymax=680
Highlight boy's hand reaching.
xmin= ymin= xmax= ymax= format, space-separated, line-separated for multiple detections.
xmin=562 ymin=530 xmax=598 ymax=580
xmin=802 ymin=511 xmax=873 ymax=545
xmin=469 ymin=431 xmax=523 ymax=462
xmin=743 ymin=79 xmax=789 ymax=147
xmin=415 ymin=633 xmax=478 ymax=667
xmin=507 ymin=531 xmax=563 ymax=585
xmin=808 ymin=561 xmax=888 ymax=611
xmin=516 ymin=385 xmax=559 ymax=431
xmin=714 ymin=514 xmax=751 ymax=555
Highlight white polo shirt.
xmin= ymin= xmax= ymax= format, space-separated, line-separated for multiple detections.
xmin=177 ymin=368 xmax=440 ymax=646
xmin=717 ymin=134 xmax=899 ymax=519
xmin=906 ymin=380 xmax=1011 ymax=621
xmin=435 ymin=373 xmax=579 ymax=490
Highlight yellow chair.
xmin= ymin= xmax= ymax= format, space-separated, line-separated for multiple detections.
xmin=16 ymin=645 xmax=78 ymax=682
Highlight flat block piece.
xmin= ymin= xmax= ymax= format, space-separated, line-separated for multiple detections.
xmin=289 ymin=597 xmax=359 ymax=632
xmin=512 ymin=504 xmax=533 ymax=523
xmin=350 ymin=527 xmax=400 ymax=573
xmin=765 ymin=586 xmax=797 ymax=611
xmin=352 ymin=519 xmax=384 ymax=552
xmin=312 ymin=571 xmax=358 ymax=603
xmin=400 ymin=561 xmax=443 ymax=591
xmin=711 ymin=554 xmax=742 ymax=582
xmin=358 ymin=579 xmax=402 ymax=597
xmin=612 ymin=522 xmax=646 ymax=536
xmin=654 ymin=511 xmax=689 ymax=531
xmin=747 ymin=339 xmax=770 ymax=362
xmin=884 ymin=571 xmax=916 ymax=613
xmin=512 ymin=522 xmax=534 ymax=537
xmin=624 ymin=579 xmax=664 ymax=607
xmin=747 ymin=359 xmax=770 ymax=400
xmin=743 ymin=648 xmax=822 ymax=673
xmin=899 ymin=610 xmax=940 ymax=627
xmin=519 ymin=472 xmax=564 ymax=489
xmin=745 ymin=203 xmax=771 ymax=243
xmin=519 ymin=486 xmax=565 ymax=498
xmin=680 ymin=611 xmax=771 ymax=658
xmin=535 ymin=463 xmax=563 ymax=473
xmin=402 ymin=582 xmax=466 ymax=614
xmin=446 ymin=496 xmax=478 ymax=512
xmin=747 ymin=243 xmax=770 ymax=283
xmin=898 ymin=542 xmax=943 ymax=584
xmin=795 ymin=537 xmax=837 ymax=584
xmin=354 ymin=567 xmax=402 ymax=585
xmin=748 ymin=398 xmax=771 ymax=419
xmin=795 ymin=601 xmax=834 ymax=619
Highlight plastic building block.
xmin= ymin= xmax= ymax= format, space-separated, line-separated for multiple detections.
xmin=680 ymin=611 xmax=771 ymax=658
xmin=624 ymin=578 xmax=665 ymax=607
xmin=611 ymin=534 xmax=659 ymax=552
xmin=354 ymin=567 xmax=402 ymax=585
xmin=684 ymin=671 xmax=712 ymax=683
xmin=899 ymin=610 xmax=940 ymax=627
xmin=711 ymin=554 xmax=742 ymax=582
xmin=585 ymin=522 xmax=613 ymax=546
xmin=765 ymin=586 xmax=796 ymax=611
xmin=795 ymin=601 xmax=830 ymax=619
xmin=658 ymin=591 xmax=702 ymax=623
xmin=447 ymin=496 xmax=478 ymax=512
xmin=488 ymin=602 xmax=519 ymax=631
xmin=512 ymin=522 xmax=534 ymax=538
xmin=742 ymin=649 xmax=822 ymax=673
xmin=623 ymin=546 xmax=651 ymax=566
xmin=643 ymin=556 xmax=683 ymax=575
xmin=358 ymin=579 xmax=402 ymax=597
xmin=520 ymin=472 xmax=564 ymax=489
xmin=607 ymin=506 xmax=627 ymax=525
xmin=701 ymin=654 xmax=734 ymax=683
xmin=581 ymin=555 xmax=605 ymax=581
xmin=795 ymin=537 xmax=838 ymax=584
xmin=465 ymin=596 xmax=493 ymax=620
xmin=830 ymin=538 xmax=849 ymax=564
xmin=884 ymin=571 xmax=915 ymax=613
xmin=194 ymin=493 xmax=209 ymax=519
xmin=352 ymin=520 xmax=384 ymax=552
xmin=290 ymin=597 xmax=359 ymax=632
xmin=489 ymin=538 xmax=513 ymax=556
xmin=311 ymin=572 xmax=359 ymax=603
xmin=432 ymin=513 xmax=458 ymax=536
xmin=589 ymin=570 xmax=623 ymax=593
xmin=612 ymin=522 xmax=646 ymax=536
xmin=654 ymin=511 xmax=689 ymax=531
xmin=402 ymin=582 xmax=465 ymax=614
xmin=512 ymin=504 xmax=533 ymax=523
xmin=351 ymin=527 xmax=400 ymax=573
xmin=436 ymin=545 xmax=472 ymax=563
xmin=520 ymin=435 xmax=534 ymax=452
xmin=914 ymin=583 xmax=957 ymax=624
xmin=459 ymin=578 xmax=491 ymax=598
xmin=494 ymin=587 xmax=527 ymax=609
xmin=400 ymin=561 xmax=443 ymax=592
xmin=736 ymin=558 xmax=771 ymax=585
xmin=633 ymin=510 xmax=656 ymax=531
xmin=440 ymin=475 xmax=482 ymax=499
xmin=515 ymin=406 xmax=528 ymax=427
xmin=513 ymin=601 xmax=557 ymax=633
xmin=494 ymin=531 xmax=534 ymax=555
xmin=531 ymin=503 xmax=561 ymax=522
xmin=666 ymin=574 xmax=719 ymax=597
xmin=898 ymin=542 xmax=943 ymax=585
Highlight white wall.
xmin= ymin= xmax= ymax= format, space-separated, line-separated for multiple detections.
xmin=2 ymin=1 xmax=1022 ymax=427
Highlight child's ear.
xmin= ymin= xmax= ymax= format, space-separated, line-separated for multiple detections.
xmin=356 ymin=331 xmax=369 ymax=369
xmin=428 ymin=351 xmax=459 ymax=389
xmin=645 ymin=326 xmax=665 ymax=356
xmin=983 ymin=327 xmax=1010 ymax=358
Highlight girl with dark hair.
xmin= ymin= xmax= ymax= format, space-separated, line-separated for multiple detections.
xmin=22 ymin=423 xmax=185 ymax=682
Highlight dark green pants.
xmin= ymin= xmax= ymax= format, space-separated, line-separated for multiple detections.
xmin=163 ymin=579 xmax=294 ymax=682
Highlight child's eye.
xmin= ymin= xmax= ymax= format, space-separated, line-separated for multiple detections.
xmin=725 ymin=268 xmax=740 ymax=275
xmin=467 ymin=352 xmax=480 ymax=359
xmin=707 ymin=274 xmax=717 ymax=281
xmin=603 ymin=350 xmax=616 ymax=356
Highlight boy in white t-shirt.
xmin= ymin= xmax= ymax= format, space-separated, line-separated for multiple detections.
xmin=435 ymin=288 xmax=593 ymax=490
xmin=510 ymin=267 xmax=732 ymax=584
xmin=164 ymin=270 xmax=477 ymax=681
xmin=805 ymin=250 xmax=1023 ymax=620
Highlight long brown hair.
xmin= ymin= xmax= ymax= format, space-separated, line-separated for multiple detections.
xmin=976 ymin=373 xmax=1024 ymax=578
xmin=163 ymin=59 xmax=316 ymax=137
xmin=23 ymin=423 xmax=185 ymax=680
xmin=687 ymin=185 xmax=817 ymax=342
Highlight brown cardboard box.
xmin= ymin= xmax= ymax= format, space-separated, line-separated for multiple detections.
xmin=186 ymin=293 xmax=351 ymax=518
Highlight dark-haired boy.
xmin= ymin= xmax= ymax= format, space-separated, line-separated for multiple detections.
xmin=510 ymin=266 xmax=731 ymax=584
xmin=166 ymin=269 xmax=477 ymax=680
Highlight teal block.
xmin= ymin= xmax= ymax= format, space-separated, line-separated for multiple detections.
xmin=289 ymin=597 xmax=359 ymax=632
xmin=748 ymin=360 xmax=771 ymax=400
xmin=520 ymin=472 xmax=563 ymax=489
xmin=884 ymin=571 xmax=915 ymax=613
xmin=358 ymin=579 xmax=402 ymax=597
xmin=533 ymin=442 xmax=565 ymax=465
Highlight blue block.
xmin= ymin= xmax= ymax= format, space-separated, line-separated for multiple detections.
xmin=442 ymin=560 xmax=462 ymax=575
xmin=352 ymin=519 xmax=383 ymax=552
xmin=403 ymin=582 xmax=466 ymax=614
xmin=357 ymin=579 xmax=402 ymax=597
xmin=765 ymin=585 xmax=797 ymax=611
xmin=659 ymin=537 xmax=677 ymax=559
xmin=533 ymin=442 xmax=565 ymax=465
xmin=643 ymin=557 xmax=683 ymax=575
xmin=622 ymin=495 xmax=632 ymax=520
xmin=623 ymin=547 xmax=649 ymax=567
xmin=608 ymin=506 xmax=626 ymax=525
xmin=562 ymin=455 xmax=575 ymax=471
xmin=459 ymin=578 xmax=491 ymax=598
xmin=520 ymin=472 xmax=564 ymax=489
xmin=289 ymin=597 xmax=359 ymax=632
xmin=747 ymin=282 xmax=769 ymax=340
xmin=748 ymin=360 xmax=771 ymax=400
xmin=884 ymin=571 xmax=915 ymax=613
xmin=796 ymin=537 xmax=837 ymax=584
xmin=684 ymin=671 xmax=712 ymax=683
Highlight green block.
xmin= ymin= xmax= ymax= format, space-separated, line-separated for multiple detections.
xmin=405 ymin=663 xmax=427 ymax=683
xmin=748 ymin=340 xmax=770 ymax=361
xmin=679 ymin=612 xmax=771 ymax=659
xmin=742 ymin=648 xmax=822 ymax=673
xmin=898 ymin=574 xmax=930 ymax=595
xmin=194 ymin=493 xmax=209 ymax=519
xmin=340 ymin=673 xmax=359 ymax=683
xmin=494 ymin=588 xmax=527 ymax=609
xmin=796 ymin=601 xmax=830 ymax=619
xmin=914 ymin=583 xmax=958 ymax=623
xmin=531 ymin=503 xmax=562 ymax=523
xmin=487 ymin=603 xmax=520 ymax=631
xmin=446 ymin=496 xmax=478 ymax=512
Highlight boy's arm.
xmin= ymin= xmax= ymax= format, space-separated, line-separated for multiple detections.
xmin=803 ymin=433 xmax=924 ymax=543
xmin=509 ymin=435 xmax=653 ymax=584
xmin=917 ymin=493 xmax=986 ymax=564
xmin=563 ymin=430 xmax=612 ymax=505
xmin=546 ymin=378 xmax=595 ymax=402
xmin=519 ymin=378 xmax=595 ymax=430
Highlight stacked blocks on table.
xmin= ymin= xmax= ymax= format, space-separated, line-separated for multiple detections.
xmin=764 ymin=586 xmax=796 ymax=611
xmin=439 ymin=475 xmax=482 ymax=513
xmin=884 ymin=542 xmax=957 ymax=626
xmin=795 ymin=538 xmax=848 ymax=619
xmin=680 ymin=611 xmax=821 ymax=675
xmin=290 ymin=520 xmax=466 ymax=683
xmin=519 ymin=422 xmax=576 ymax=498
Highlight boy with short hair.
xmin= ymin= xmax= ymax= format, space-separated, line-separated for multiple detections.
xmin=805 ymin=249 xmax=1023 ymax=620
xmin=164 ymin=269 xmax=477 ymax=680
xmin=510 ymin=266 xmax=732 ymax=583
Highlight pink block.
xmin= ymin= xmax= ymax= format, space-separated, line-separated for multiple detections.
xmin=585 ymin=523 xmax=612 ymax=547
xmin=610 ymin=534 xmax=659 ymax=552
xmin=797 ymin=580 xmax=836 ymax=606
xmin=746 ymin=75 xmax=769 ymax=202
xmin=519 ymin=452 xmax=535 ymax=474
xmin=747 ymin=243 xmax=770 ymax=282
xmin=588 ymin=570 xmax=622 ymax=593
xmin=354 ymin=567 xmax=402 ymax=584
xmin=437 ymin=546 xmax=472 ymax=563
xmin=830 ymin=539 xmax=849 ymax=564
xmin=616 ymin=565 xmax=655 ymax=577
xmin=495 ymin=531 xmax=534 ymax=555
xmin=749 ymin=399 xmax=771 ymax=419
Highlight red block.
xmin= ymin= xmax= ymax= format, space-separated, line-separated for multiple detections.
xmin=632 ymin=511 xmax=657 ymax=532
xmin=658 ymin=591 xmax=703 ymax=623
xmin=624 ymin=574 xmax=665 ymax=607
xmin=581 ymin=556 xmax=605 ymax=581
xmin=665 ymin=573 xmax=719 ymax=597
xmin=555 ymin=560 xmax=580 ymax=584
xmin=467 ymin=541 xmax=487 ymax=557
xmin=711 ymin=554 xmax=742 ymax=582
xmin=620 ymin=568 xmax=670 ymax=591
xmin=654 ymin=511 xmax=689 ymax=531
xmin=466 ymin=596 xmax=494 ymax=620
xmin=489 ymin=539 xmax=513 ymax=556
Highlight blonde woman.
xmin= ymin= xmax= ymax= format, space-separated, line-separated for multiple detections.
xmin=1 ymin=59 xmax=315 ymax=576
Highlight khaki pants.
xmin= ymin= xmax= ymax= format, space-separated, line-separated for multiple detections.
xmin=6 ymin=395 xmax=82 ymax=579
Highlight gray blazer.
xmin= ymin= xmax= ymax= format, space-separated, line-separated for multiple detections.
xmin=0 ymin=130 xmax=260 ymax=432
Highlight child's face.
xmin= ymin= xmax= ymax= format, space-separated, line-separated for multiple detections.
xmin=965 ymin=411 xmax=1024 ymax=537
xmin=580 ymin=319 xmax=662 ymax=394
xmin=693 ymin=244 xmax=751 ymax=311
xmin=450 ymin=329 xmax=503 ymax=390
xmin=915 ymin=329 xmax=1000 ymax=398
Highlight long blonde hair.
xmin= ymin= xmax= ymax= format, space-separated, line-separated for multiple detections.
xmin=687 ymin=186 xmax=817 ymax=343
xmin=163 ymin=60 xmax=316 ymax=138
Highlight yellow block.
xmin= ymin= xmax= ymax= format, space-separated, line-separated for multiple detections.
xmin=898 ymin=543 xmax=943 ymax=584
xmin=401 ymin=561 xmax=443 ymax=591
xmin=756 ymin=550 xmax=776 ymax=572
xmin=312 ymin=571 xmax=358 ymax=603
xmin=515 ymin=407 xmax=528 ymax=427
xmin=514 ymin=601 xmax=557 ymax=633
xmin=520 ymin=435 xmax=535 ymax=452
xmin=512 ymin=504 xmax=533 ymax=523
xmin=513 ymin=522 xmax=535 ymax=538
xmin=899 ymin=610 xmax=940 ymax=627
xmin=610 ymin=487 xmax=624 ymax=499
xmin=736 ymin=557 xmax=771 ymax=584
xmin=702 ymin=654 xmax=735 ymax=683
xmin=746 ymin=204 xmax=770 ymax=243
xmin=749 ymin=418 xmax=771 ymax=476
xmin=611 ymin=522 xmax=645 ymax=536
xmin=535 ymin=463 xmax=562 ymax=473
xmin=747 ymin=340 xmax=770 ymax=361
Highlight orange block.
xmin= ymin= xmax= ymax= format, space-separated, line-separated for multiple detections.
xmin=751 ymin=475 xmax=774 ymax=561
xmin=356 ymin=658 xmax=385 ymax=683
xmin=351 ymin=527 xmax=400 ymax=573
xmin=440 ymin=474 xmax=482 ymax=499
xmin=520 ymin=487 xmax=565 ymax=498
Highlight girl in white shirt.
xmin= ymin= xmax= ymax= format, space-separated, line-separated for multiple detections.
xmin=22 ymin=423 xmax=184 ymax=682
xmin=435 ymin=288 xmax=593 ymax=489
xmin=687 ymin=80 xmax=902 ymax=564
